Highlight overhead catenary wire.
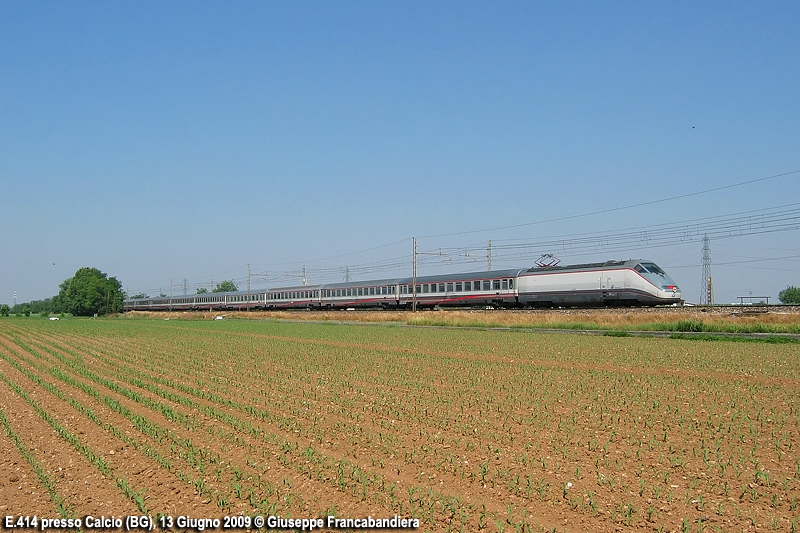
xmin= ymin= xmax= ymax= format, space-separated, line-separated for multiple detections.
xmin=134 ymin=203 xmax=799 ymax=295
xmin=132 ymin=169 xmax=800 ymax=295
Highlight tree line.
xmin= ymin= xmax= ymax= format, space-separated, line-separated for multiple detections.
xmin=0 ymin=272 xmax=240 ymax=317
xmin=1 ymin=267 xmax=124 ymax=317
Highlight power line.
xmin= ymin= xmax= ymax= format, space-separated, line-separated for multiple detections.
xmin=419 ymin=169 xmax=800 ymax=239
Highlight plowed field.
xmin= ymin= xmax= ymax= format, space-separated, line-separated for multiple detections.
xmin=1 ymin=317 xmax=798 ymax=532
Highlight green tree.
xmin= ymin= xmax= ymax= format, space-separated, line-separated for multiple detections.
xmin=196 ymin=287 xmax=208 ymax=294
xmin=130 ymin=293 xmax=148 ymax=299
xmin=212 ymin=280 xmax=238 ymax=293
xmin=778 ymin=286 xmax=800 ymax=304
xmin=57 ymin=267 xmax=125 ymax=316
xmin=0 ymin=304 xmax=9 ymax=317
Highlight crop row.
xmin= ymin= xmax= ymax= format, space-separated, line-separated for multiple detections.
xmin=1 ymin=318 xmax=799 ymax=531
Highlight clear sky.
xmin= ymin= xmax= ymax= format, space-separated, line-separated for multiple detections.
xmin=2 ymin=1 xmax=799 ymax=305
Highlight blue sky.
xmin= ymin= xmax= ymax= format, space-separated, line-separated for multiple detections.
xmin=2 ymin=1 xmax=798 ymax=305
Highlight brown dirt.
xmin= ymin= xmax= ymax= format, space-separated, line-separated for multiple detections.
xmin=1 ymin=316 xmax=799 ymax=532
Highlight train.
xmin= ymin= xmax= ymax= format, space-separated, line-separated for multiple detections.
xmin=123 ymin=259 xmax=683 ymax=311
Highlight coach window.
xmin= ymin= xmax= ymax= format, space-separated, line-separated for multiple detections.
xmin=493 ymin=280 xmax=501 ymax=290
xmin=502 ymin=280 xmax=508 ymax=290
xmin=429 ymin=283 xmax=436 ymax=293
xmin=509 ymin=279 xmax=514 ymax=289
xmin=482 ymin=280 xmax=490 ymax=290
xmin=446 ymin=282 xmax=453 ymax=292
xmin=455 ymin=282 xmax=462 ymax=291
xmin=463 ymin=282 xmax=471 ymax=292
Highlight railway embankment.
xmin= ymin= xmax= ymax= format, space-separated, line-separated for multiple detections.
xmin=124 ymin=305 xmax=800 ymax=338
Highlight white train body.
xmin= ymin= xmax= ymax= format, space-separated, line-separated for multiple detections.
xmin=124 ymin=259 xmax=681 ymax=311
xmin=516 ymin=260 xmax=681 ymax=307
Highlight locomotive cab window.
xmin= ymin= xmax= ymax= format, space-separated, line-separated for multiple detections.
xmin=642 ymin=263 xmax=665 ymax=275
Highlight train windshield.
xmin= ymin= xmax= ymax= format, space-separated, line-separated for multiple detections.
xmin=638 ymin=262 xmax=666 ymax=276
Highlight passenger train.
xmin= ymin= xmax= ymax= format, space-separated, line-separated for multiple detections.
xmin=123 ymin=259 xmax=682 ymax=311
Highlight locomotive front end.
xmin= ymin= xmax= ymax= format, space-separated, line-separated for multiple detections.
xmin=633 ymin=261 xmax=682 ymax=304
